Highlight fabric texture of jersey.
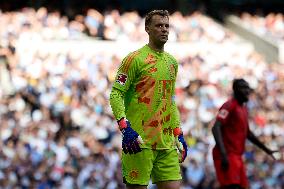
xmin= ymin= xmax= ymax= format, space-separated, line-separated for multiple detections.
xmin=213 ymin=98 xmax=249 ymax=157
xmin=110 ymin=44 xmax=180 ymax=150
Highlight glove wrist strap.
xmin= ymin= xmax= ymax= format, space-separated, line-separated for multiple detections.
xmin=118 ymin=117 xmax=128 ymax=131
xmin=173 ymin=127 xmax=182 ymax=137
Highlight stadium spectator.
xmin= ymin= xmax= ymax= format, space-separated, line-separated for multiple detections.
xmin=240 ymin=12 xmax=284 ymax=42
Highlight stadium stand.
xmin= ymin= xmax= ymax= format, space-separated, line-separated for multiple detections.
xmin=0 ymin=7 xmax=283 ymax=189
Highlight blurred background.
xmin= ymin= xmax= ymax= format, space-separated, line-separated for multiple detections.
xmin=0 ymin=0 xmax=284 ymax=188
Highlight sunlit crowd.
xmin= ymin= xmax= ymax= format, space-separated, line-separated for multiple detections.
xmin=0 ymin=7 xmax=284 ymax=189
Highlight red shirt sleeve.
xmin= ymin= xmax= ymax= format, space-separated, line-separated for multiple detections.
xmin=216 ymin=99 xmax=237 ymax=125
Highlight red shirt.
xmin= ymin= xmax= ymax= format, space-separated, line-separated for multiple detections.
xmin=213 ymin=98 xmax=249 ymax=157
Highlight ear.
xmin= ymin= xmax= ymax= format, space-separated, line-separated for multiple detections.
xmin=145 ymin=25 xmax=149 ymax=34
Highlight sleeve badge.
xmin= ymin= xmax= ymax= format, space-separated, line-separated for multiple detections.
xmin=116 ymin=73 xmax=128 ymax=85
xmin=217 ymin=109 xmax=229 ymax=119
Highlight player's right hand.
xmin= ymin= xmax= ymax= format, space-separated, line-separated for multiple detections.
xmin=118 ymin=118 xmax=143 ymax=154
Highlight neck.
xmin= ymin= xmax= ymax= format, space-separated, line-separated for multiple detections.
xmin=233 ymin=95 xmax=245 ymax=105
xmin=148 ymin=41 xmax=164 ymax=52
xmin=236 ymin=99 xmax=244 ymax=105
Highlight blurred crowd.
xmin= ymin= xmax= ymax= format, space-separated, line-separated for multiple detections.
xmin=0 ymin=7 xmax=284 ymax=189
xmin=239 ymin=12 xmax=284 ymax=43
xmin=0 ymin=7 xmax=238 ymax=43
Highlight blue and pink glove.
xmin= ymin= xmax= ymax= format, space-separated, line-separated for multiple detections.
xmin=118 ymin=118 xmax=143 ymax=154
xmin=174 ymin=128 xmax=188 ymax=163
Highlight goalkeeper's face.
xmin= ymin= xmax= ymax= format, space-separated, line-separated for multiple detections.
xmin=146 ymin=15 xmax=169 ymax=45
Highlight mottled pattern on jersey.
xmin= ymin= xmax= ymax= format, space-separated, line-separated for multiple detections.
xmin=111 ymin=45 xmax=180 ymax=149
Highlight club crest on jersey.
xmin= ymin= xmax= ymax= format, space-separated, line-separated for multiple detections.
xmin=116 ymin=73 xmax=128 ymax=85
xmin=145 ymin=54 xmax=157 ymax=64
xmin=129 ymin=169 xmax=139 ymax=179
xmin=218 ymin=109 xmax=229 ymax=119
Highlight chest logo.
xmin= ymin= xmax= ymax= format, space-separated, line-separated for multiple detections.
xmin=148 ymin=67 xmax=157 ymax=73
xmin=145 ymin=54 xmax=157 ymax=64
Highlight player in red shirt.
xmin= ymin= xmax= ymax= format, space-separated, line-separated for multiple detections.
xmin=212 ymin=78 xmax=278 ymax=189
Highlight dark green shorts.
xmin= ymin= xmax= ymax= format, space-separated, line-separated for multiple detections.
xmin=122 ymin=148 xmax=182 ymax=185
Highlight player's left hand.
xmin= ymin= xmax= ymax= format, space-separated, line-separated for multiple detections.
xmin=174 ymin=128 xmax=188 ymax=163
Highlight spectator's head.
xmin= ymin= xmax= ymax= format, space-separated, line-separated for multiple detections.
xmin=233 ymin=78 xmax=253 ymax=104
xmin=145 ymin=10 xmax=169 ymax=46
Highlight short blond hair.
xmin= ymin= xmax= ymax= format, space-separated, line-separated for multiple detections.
xmin=145 ymin=10 xmax=169 ymax=27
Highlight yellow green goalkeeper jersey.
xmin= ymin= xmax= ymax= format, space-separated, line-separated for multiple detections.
xmin=110 ymin=44 xmax=180 ymax=150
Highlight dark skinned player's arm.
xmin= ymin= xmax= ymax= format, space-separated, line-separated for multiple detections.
xmin=247 ymin=128 xmax=273 ymax=155
xmin=212 ymin=120 xmax=227 ymax=157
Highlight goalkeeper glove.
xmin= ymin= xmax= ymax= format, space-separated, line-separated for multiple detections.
xmin=174 ymin=128 xmax=188 ymax=163
xmin=118 ymin=118 xmax=143 ymax=154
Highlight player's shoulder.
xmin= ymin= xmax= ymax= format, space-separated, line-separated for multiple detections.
xmin=123 ymin=49 xmax=142 ymax=63
xmin=125 ymin=49 xmax=141 ymax=59
xmin=164 ymin=52 xmax=178 ymax=66
xmin=164 ymin=52 xmax=177 ymax=61
xmin=217 ymin=98 xmax=236 ymax=119
xmin=221 ymin=98 xmax=238 ymax=111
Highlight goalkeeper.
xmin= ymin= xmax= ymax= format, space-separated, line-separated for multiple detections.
xmin=110 ymin=10 xmax=188 ymax=189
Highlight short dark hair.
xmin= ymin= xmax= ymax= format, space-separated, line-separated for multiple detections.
xmin=232 ymin=78 xmax=250 ymax=92
xmin=145 ymin=10 xmax=169 ymax=27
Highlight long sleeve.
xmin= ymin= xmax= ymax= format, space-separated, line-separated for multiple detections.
xmin=109 ymin=51 xmax=139 ymax=121
xmin=171 ymin=98 xmax=181 ymax=128
xmin=170 ymin=57 xmax=181 ymax=129
xmin=109 ymin=87 xmax=126 ymax=121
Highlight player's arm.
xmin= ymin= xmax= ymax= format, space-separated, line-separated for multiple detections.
xmin=212 ymin=106 xmax=230 ymax=171
xmin=170 ymin=59 xmax=181 ymax=129
xmin=247 ymin=128 xmax=278 ymax=159
xmin=170 ymin=59 xmax=188 ymax=163
xmin=110 ymin=52 xmax=138 ymax=120
xmin=109 ymin=52 xmax=142 ymax=154
xmin=110 ymin=88 xmax=126 ymax=121
xmin=171 ymin=87 xmax=188 ymax=163
xmin=171 ymin=94 xmax=181 ymax=130
xmin=212 ymin=120 xmax=229 ymax=170
xmin=171 ymin=90 xmax=188 ymax=163
xmin=212 ymin=120 xmax=227 ymax=157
